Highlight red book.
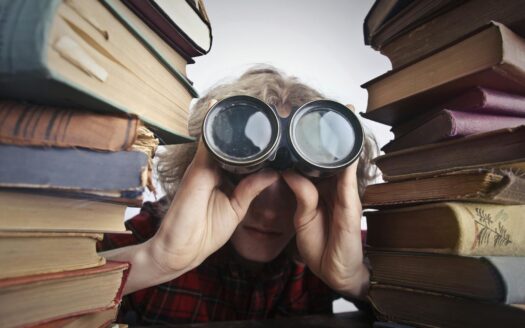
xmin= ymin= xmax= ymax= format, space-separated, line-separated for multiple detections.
xmin=0 ymin=261 xmax=129 ymax=328
xmin=383 ymin=110 xmax=525 ymax=152
xmin=391 ymin=87 xmax=525 ymax=138
xmin=122 ymin=0 xmax=212 ymax=62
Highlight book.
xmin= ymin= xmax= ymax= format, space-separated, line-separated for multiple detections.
xmin=0 ymin=190 xmax=127 ymax=233
xmin=0 ymin=145 xmax=148 ymax=205
xmin=122 ymin=0 xmax=212 ymax=60
xmin=369 ymin=284 xmax=525 ymax=328
xmin=100 ymin=0 xmax=189 ymax=75
xmin=366 ymin=0 xmax=466 ymax=50
xmin=363 ymin=0 xmax=413 ymax=45
xmin=373 ymin=126 xmax=525 ymax=181
xmin=0 ymin=0 xmax=197 ymax=144
xmin=0 ymin=231 xmax=104 ymax=279
xmin=0 ymin=261 xmax=128 ymax=328
xmin=361 ymin=22 xmax=525 ymax=126
xmin=33 ymin=307 xmax=118 ymax=328
xmin=365 ymin=202 xmax=525 ymax=256
xmin=391 ymin=87 xmax=525 ymax=139
xmin=377 ymin=0 xmax=525 ymax=69
xmin=367 ymin=250 xmax=525 ymax=303
xmin=0 ymin=101 xmax=140 ymax=151
xmin=384 ymin=111 xmax=525 ymax=152
xmin=363 ymin=169 xmax=525 ymax=208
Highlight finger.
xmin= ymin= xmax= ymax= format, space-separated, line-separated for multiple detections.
xmin=336 ymin=163 xmax=361 ymax=210
xmin=229 ymin=169 xmax=279 ymax=222
xmin=281 ymin=170 xmax=319 ymax=229
xmin=180 ymin=140 xmax=221 ymax=193
xmin=345 ymin=103 xmax=356 ymax=113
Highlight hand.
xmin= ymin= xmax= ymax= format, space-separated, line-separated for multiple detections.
xmin=281 ymin=106 xmax=369 ymax=300
xmin=149 ymin=141 xmax=279 ymax=274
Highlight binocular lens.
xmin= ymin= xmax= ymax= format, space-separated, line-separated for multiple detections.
xmin=204 ymin=99 xmax=278 ymax=162
xmin=293 ymin=109 xmax=356 ymax=166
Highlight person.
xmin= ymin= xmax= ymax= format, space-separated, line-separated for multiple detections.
xmin=99 ymin=65 xmax=378 ymax=325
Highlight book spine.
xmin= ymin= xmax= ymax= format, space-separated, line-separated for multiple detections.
xmin=0 ymin=145 xmax=148 ymax=191
xmin=0 ymin=0 xmax=58 ymax=75
xmin=484 ymin=256 xmax=525 ymax=304
xmin=455 ymin=203 xmax=525 ymax=256
xmin=0 ymin=101 xmax=139 ymax=151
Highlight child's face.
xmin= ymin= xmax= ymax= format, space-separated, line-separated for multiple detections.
xmin=230 ymin=176 xmax=297 ymax=263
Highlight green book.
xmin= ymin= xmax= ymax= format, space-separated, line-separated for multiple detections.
xmin=0 ymin=0 xmax=197 ymax=144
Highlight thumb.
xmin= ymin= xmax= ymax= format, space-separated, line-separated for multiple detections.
xmin=229 ymin=169 xmax=279 ymax=222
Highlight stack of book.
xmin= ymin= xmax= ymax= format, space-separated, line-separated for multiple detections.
xmin=0 ymin=0 xmax=211 ymax=327
xmin=361 ymin=1 xmax=525 ymax=327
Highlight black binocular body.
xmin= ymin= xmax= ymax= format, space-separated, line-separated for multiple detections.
xmin=202 ymin=95 xmax=364 ymax=178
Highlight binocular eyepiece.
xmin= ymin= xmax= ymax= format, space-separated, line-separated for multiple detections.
xmin=202 ymin=95 xmax=364 ymax=178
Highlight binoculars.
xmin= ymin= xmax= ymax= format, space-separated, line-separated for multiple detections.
xmin=202 ymin=95 xmax=364 ymax=178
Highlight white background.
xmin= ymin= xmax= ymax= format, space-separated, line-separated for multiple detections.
xmin=134 ymin=0 xmax=393 ymax=313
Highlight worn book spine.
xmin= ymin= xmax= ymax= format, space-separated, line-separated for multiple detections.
xmin=374 ymin=126 xmax=525 ymax=181
xmin=383 ymin=110 xmax=525 ymax=152
xmin=366 ymin=202 xmax=525 ymax=256
xmin=0 ymin=101 xmax=139 ymax=151
xmin=391 ymin=87 xmax=525 ymax=138
xmin=0 ymin=144 xmax=148 ymax=193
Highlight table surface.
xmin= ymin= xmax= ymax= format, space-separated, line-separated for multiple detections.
xmin=130 ymin=311 xmax=375 ymax=328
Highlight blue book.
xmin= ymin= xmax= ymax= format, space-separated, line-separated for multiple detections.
xmin=0 ymin=145 xmax=148 ymax=205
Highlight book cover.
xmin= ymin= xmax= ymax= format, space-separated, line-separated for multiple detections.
xmin=0 ymin=0 xmax=196 ymax=144
xmin=0 ymin=190 xmax=127 ymax=233
xmin=383 ymin=110 xmax=525 ymax=152
xmin=369 ymin=284 xmax=525 ymax=328
xmin=363 ymin=169 xmax=525 ymax=208
xmin=391 ymin=87 xmax=525 ymax=138
xmin=0 ymin=101 xmax=139 ymax=151
xmin=0 ymin=231 xmax=104 ymax=279
xmin=367 ymin=251 xmax=525 ymax=303
xmin=32 ymin=307 xmax=118 ymax=328
xmin=0 ymin=261 xmax=129 ymax=328
xmin=365 ymin=202 xmax=525 ymax=256
xmin=361 ymin=22 xmax=525 ymax=126
xmin=0 ymin=145 xmax=148 ymax=205
xmin=122 ymin=0 xmax=212 ymax=59
xmin=378 ymin=0 xmax=525 ymax=69
xmin=373 ymin=126 xmax=525 ymax=181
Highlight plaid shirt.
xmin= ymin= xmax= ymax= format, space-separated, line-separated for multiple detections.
xmin=99 ymin=199 xmax=337 ymax=325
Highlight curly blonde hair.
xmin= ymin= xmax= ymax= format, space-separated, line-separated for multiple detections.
xmin=157 ymin=65 xmax=378 ymax=201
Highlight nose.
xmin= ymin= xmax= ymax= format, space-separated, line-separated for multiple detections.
xmin=252 ymin=206 xmax=279 ymax=222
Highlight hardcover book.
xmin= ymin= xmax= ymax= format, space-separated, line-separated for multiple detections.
xmin=382 ymin=111 xmax=525 ymax=152
xmin=0 ymin=231 xmax=104 ymax=279
xmin=0 ymin=190 xmax=127 ymax=233
xmin=32 ymin=307 xmax=118 ymax=328
xmin=369 ymin=284 xmax=525 ymax=328
xmin=365 ymin=202 xmax=525 ymax=256
xmin=0 ymin=0 xmax=197 ymax=143
xmin=377 ymin=0 xmax=525 ymax=69
xmin=122 ymin=0 xmax=212 ymax=60
xmin=361 ymin=22 xmax=525 ymax=126
xmin=0 ymin=101 xmax=140 ymax=151
xmin=391 ymin=87 xmax=525 ymax=139
xmin=367 ymin=250 xmax=525 ymax=303
xmin=363 ymin=169 xmax=525 ymax=208
xmin=0 ymin=145 xmax=148 ymax=205
xmin=0 ymin=261 xmax=129 ymax=328
xmin=373 ymin=126 xmax=525 ymax=181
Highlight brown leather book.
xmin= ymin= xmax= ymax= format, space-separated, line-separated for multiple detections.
xmin=0 ymin=101 xmax=139 ymax=151
xmin=369 ymin=284 xmax=525 ymax=328
xmin=362 ymin=22 xmax=525 ymax=126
